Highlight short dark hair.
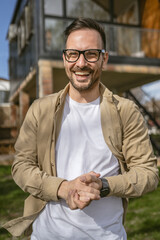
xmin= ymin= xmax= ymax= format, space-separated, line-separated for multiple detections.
xmin=64 ymin=18 xmax=106 ymax=50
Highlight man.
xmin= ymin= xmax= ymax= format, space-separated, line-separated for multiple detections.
xmin=4 ymin=18 xmax=159 ymax=239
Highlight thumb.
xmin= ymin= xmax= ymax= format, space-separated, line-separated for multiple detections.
xmin=89 ymin=171 xmax=100 ymax=177
xmin=79 ymin=175 xmax=87 ymax=183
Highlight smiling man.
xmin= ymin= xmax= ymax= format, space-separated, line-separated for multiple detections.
xmin=63 ymin=28 xmax=107 ymax=96
xmin=3 ymin=18 xmax=159 ymax=240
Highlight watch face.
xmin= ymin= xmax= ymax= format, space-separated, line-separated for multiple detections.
xmin=100 ymin=188 xmax=110 ymax=198
xmin=100 ymin=178 xmax=110 ymax=198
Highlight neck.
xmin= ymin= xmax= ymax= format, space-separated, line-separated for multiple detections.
xmin=69 ymin=82 xmax=100 ymax=103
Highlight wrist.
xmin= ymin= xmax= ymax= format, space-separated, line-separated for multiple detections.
xmin=57 ymin=180 xmax=68 ymax=200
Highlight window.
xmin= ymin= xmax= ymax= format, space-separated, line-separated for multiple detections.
xmin=21 ymin=18 xmax=26 ymax=49
xmin=17 ymin=0 xmax=34 ymax=54
xmin=0 ymin=91 xmax=9 ymax=103
xmin=45 ymin=19 xmax=71 ymax=52
xmin=25 ymin=0 xmax=33 ymax=40
xmin=17 ymin=25 xmax=21 ymax=55
xmin=17 ymin=16 xmax=25 ymax=54
xmin=44 ymin=0 xmax=63 ymax=16
xmin=114 ymin=0 xmax=139 ymax=25
xmin=66 ymin=0 xmax=110 ymax=21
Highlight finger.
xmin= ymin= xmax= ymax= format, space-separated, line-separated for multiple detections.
xmin=77 ymin=191 xmax=91 ymax=202
xmin=79 ymin=196 xmax=91 ymax=202
xmin=78 ymin=183 xmax=101 ymax=196
xmin=67 ymin=190 xmax=78 ymax=210
xmin=87 ymin=181 xmax=101 ymax=190
xmin=88 ymin=178 xmax=102 ymax=190
xmin=79 ymin=172 xmax=100 ymax=184
xmin=80 ymin=174 xmax=100 ymax=185
xmin=89 ymin=171 xmax=101 ymax=178
xmin=78 ymin=190 xmax=100 ymax=201
xmin=73 ymin=192 xmax=90 ymax=210
xmin=79 ymin=175 xmax=87 ymax=183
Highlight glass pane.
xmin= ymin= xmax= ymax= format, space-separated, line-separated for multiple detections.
xmin=66 ymin=0 xmax=110 ymax=21
xmin=103 ymin=24 xmax=143 ymax=57
xmin=115 ymin=27 xmax=141 ymax=56
xmin=114 ymin=0 xmax=139 ymax=25
xmin=102 ymin=24 xmax=111 ymax=52
xmin=44 ymin=0 xmax=63 ymax=16
xmin=45 ymin=19 xmax=71 ymax=52
xmin=0 ymin=91 xmax=9 ymax=103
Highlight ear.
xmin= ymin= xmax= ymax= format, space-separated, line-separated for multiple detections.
xmin=102 ymin=52 xmax=109 ymax=69
xmin=63 ymin=53 xmax=66 ymax=66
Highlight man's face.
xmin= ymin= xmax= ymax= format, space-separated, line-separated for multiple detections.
xmin=63 ymin=29 xmax=108 ymax=92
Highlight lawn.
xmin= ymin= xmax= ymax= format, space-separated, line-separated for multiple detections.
xmin=0 ymin=165 xmax=159 ymax=240
xmin=125 ymin=175 xmax=160 ymax=240
xmin=0 ymin=165 xmax=28 ymax=240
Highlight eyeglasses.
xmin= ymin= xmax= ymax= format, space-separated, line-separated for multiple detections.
xmin=63 ymin=49 xmax=105 ymax=63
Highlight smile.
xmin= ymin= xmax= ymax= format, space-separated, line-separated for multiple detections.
xmin=75 ymin=71 xmax=90 ymax=76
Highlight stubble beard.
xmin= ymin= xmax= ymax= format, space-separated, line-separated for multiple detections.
xmin=68 ymin=66 xmax=102 ymax=92
xmin=69 ymin=76 xmax=99 ymax=92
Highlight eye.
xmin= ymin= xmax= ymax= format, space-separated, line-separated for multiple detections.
xmin=85 ymin=50 xmax=98 ymax=59
xmin=88 ymin=52 xmax=97 ymax=56
xmin=68 ymin=51 xmax=78 ymax=56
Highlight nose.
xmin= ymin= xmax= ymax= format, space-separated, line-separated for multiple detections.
xmin=76 ymin=53 xmax=87 ymax=68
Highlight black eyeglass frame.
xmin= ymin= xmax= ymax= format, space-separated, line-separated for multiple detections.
xmin=63 ymin=49 xmax=106 ymax=63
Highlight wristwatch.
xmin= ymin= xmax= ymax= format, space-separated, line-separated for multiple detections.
xmin=100 ymin=178 xmax=110 ymax=198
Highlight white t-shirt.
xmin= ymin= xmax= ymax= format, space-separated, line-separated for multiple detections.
xmin=31 ymin=95 xmax=127 ymax=240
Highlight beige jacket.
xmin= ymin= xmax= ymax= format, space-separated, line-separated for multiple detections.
xmin=3 ymin=83 xmax=159 ymax=237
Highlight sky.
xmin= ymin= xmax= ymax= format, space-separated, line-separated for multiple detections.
xmin=142 ymin=80 xmax=160 ymax=100
xmin=0 ymin=0 xmax=17 ymax=79
xmin=0 ymin=0 xmax=160 ymax=100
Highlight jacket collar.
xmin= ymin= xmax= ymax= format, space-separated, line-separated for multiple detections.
xmin=55 ymin=82 xmax=114 ymax=110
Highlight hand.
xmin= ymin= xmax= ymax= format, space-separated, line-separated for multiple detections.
xmin=78 ymin=171 xmax=102 ymax=202
xmin=66 ymin=189 xmax=91 ymax=210
xmin=57 ymin=171 xmax=102 ymax=210
xmin=79 ymin=171 xmax=102 ymax=191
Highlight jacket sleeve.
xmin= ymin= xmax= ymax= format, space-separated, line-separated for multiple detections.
xmin=106 ymin=100 xmax=159 ymax=198
xmin=12 ymin=100 xmax=65 ymax=202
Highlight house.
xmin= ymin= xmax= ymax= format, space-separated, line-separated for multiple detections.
xmin=7 ymin=0 xmax=160 ymax=132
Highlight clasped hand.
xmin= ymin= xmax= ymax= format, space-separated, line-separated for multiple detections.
xmin=58 ymin=171 xmax=102 ymax=210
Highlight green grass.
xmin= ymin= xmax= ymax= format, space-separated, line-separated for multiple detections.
xmin=0 ymin=165 xmax=28 ymax=240
xmin=0 ymin=165 xmax=160 ymax=240
xmin=125 ymin=177 xmax=160 ymax=240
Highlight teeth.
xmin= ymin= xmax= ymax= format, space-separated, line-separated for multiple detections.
xmin=75 ymin=72 xmax=90 ymax=75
